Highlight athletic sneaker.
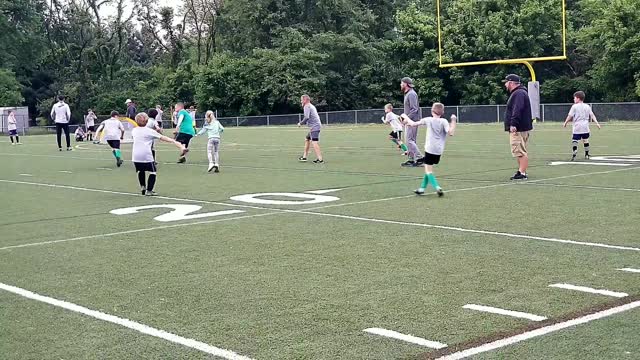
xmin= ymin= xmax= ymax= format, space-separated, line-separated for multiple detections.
xmin=67 ymin=147 xmax=73 ymax=151
xmin=571 ymin=154 xmax=576 ymax=161
xmin=414 ymin=188 xmax=425 ymax=195
xmin=11 ymin=143 xmax=15 ymax=146
xmin=141 ymin=188 xmax=146 ymax=195
xmin=59 ymin=148 xmax=62 ymax=151
xmin=510 ymin=171 xmax=528 ymax=180
xmin=177 ymin=157 xmax=186 ymax=164
xmin=437 ymin=188 xmax=444 ymax=197
xmin=298 ymin=157 xmax=307 ymax=162
xmin=415 ymin=158 xmax=424 ymax=165
xmin=145 ymin=190 xmax=157 ymax=196
xmin=401 ymin=160 xmax=416 ymax=167
xmin=313 ymin=159 xmax=324 ymax=164
xmin=214 ymin=164 xmax=220 ymax=173
xmin=116 ymin=159 xmax=123 ymax=167
xmin=585 ymin=154 xmax=590 ymax=160
xmin=17 ymin=142 xmax=22 ymax=145
xmin=207 ymin=163 xmax=215 ymax=172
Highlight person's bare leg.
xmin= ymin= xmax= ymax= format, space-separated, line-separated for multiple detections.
xmin=312 ymin=141 xmax=323 ymax=161
xmin=303 ymin=139 xmax=310 ymax=158
xmin=518 ymin=156 xmax=528 ymax=174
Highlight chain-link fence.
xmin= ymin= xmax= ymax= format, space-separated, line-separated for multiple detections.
xmin=5 ymin=102 xmax=639 ymax=134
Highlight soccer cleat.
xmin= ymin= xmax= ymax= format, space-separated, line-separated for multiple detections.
xmin=313 ymin=159 xmax=324 ymax=164
xmin=510 ymin=171 xmax=528 ymax=180
xmin=116 ymin=159 xmax=123 ymax=167
xmin=177 ymin=157 xmax=186 ymax=164
xmin=571 ymin=154 xmax=576 ymax=161
xmin=401 ymin=160 xmax=416 ymax=167
xmin=145 ymin=190 xmax=157 ymax=196
xmin=11 ymin=143 xmax=15 ymax=146
xmin=415 ymin=158 xmax=424 ymax=165
xmin=17 ymin=142 xmax=22 ymax=145
xmin=214 ymin=164 xmax=220 ymax=173
xmin=437 ymin=188 xmax=444 ymax=197
xmin=141 ymin=188 xmax=146 ymax=195
xmin=67 ymin=147 xmax=73 ymax=151
xmin=207 ymin=163 xmax=215 ymax=172
xmin=298 ymin=157 xmax=307 ymax=162
xmin=59 ymin=148 xmax=63 ymax=151
xmin=585 ymin=154 xmax=590 ymax=160
xmin=414 ymin=188 xmax=425 ymax=195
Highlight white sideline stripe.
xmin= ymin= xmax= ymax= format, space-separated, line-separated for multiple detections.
xmin=96 ymin=167 xmax=112 ymax=171
xmin=18 ymin=173 xmax=32 ymax=177
xmin=58 ymin=170 xmax=73 ymax=173
xmin=549 ymin=284 xmax=629 ymax=298
xmin=525 ymin=183 xmax=640 ymax=192
xmin=436 ymin=300 xmax=640 ymax=360
xmin=290 ymin=211 xmax=640 ymax=252
xmin=617 ymin=268 xmax=640 ymax=273
xmin=306 ymin=188 xmax=343 ymax=194
xmin=363 ymin=328 xmax=447 ymax=349
xmin=0 ymin=282 xmax=253 ymax=360
xmin=0 ymin=212 xmax=281 ymax=251
xmin=463 ymin=304 xmax=547 ymax=322
xmin=549 ymin=161 xmax=631 ymax=167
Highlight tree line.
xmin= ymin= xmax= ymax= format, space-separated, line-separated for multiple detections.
xmin=0 ymin=0 xmax=638 ymax=123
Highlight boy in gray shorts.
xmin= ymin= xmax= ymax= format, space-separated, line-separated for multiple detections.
xmin=297 ymin=94 xmax=324 ymax=164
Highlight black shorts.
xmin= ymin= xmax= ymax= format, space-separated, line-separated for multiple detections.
xmin=176 ymin=133 xmax=193 ymax=147
xmin=305 ymin=130 xmax=320 ymax=142
xmin=389 ymin=130 xmax=403 ymax=140
xmin=134 ymin=162 xmax=156 ymax=172
xmin=106 ymin=140 xmax=121 ymax=149
xmin=572 ymin=133 xmax=590 ymax=141
xmin=419 ymin=152 xmax=442 ymax=165
xmin=87 ymin=125 xmax=96 ymax=132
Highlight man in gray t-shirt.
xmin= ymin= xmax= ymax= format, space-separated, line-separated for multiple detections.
xmin=401 ymin=77 xmax=423 ymax=167
xmin=297 ymin=94 xmax=324 ymax=164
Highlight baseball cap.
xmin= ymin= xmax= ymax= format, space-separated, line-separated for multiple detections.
xmin=401 ymin=77 xmax=414 ymax=88
xmin=502 ymin=74 xmax=521 ymax=83
xmin=125 ymin=99 xmax=132 ymax=104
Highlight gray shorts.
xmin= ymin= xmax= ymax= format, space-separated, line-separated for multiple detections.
xmin=306 ymin=130 xmax=320 ymax=141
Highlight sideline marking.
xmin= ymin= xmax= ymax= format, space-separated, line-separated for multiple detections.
xmin=58 ymin=170 xmax=73 ymax=174
xmin=0 ymin=282 xmax=253 ymax=360
xmin=96 ymin=167 xmax=112 ymax=171
xmin=463 ymin=304 xmax=547 ymax=322
xmin=306 ymin=188 xmax=344 ymax=194
xmin=363 ymin=328 xmax=447 ymax=349
xmin=549 ymin=161 xmax=630 ymax=167
xmin=549 ymin=283 xmax=629 ymax=298
xmin=435 ymin=300 xmax=640 ymax=360
xmin=617 ymin=268 xmax=640 ymax=274
xmin=18 ymin=174 xmax=33 ymax=177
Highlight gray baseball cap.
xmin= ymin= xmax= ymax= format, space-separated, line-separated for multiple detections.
xmin=401 ymin=77 xmax=414 ymax=88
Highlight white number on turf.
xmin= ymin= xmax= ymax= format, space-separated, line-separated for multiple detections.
xmin=110 ymin=204 xmax=244 ymax=222
xmin=229 ymin=192 xmax=339 ymax=205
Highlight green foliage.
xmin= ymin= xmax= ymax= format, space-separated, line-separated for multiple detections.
xmin=0 ymin=70 xmax=25 ymax=106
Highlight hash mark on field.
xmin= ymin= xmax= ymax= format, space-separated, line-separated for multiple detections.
xmin=549 ymin=283 xmax=628 ymax=298
xmin=0 ymin=282 xmax=253 ymax=360
xmin=617 ymin=268 xmax=640 ymax=274
xmin=434 ymin=299 xmax=640 ymax=360
xmin=58 ymin=170 xmax=73 ymax=174
xmin=18 ymin=174 xmax=33 ymax=177
xmin=463 ymin=304 xmax=547 ymax=322
xmin=363 ymin=328 xmax=447 ymax=349
xmin=96 ymin=167 xmax=112 ymax=171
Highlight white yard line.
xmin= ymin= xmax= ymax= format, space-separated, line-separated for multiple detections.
xmin=617 ymin=268 xmax=640 ymax=274
xmin=525 ymin=183 xmax=640 ymax=192
xmin=0 ymin=212 xmax=281 ymax=251
xmin=436 ymin=300 xmax=640 ymax=360
xmin=549 ymin=161 xmax=631 ymax=167
xmin=548 ymin=284 xmax=629 ymax=298
xmin=0 ymin=282 xmax=253 ymax=360
xmin=363 ymin=328 xmax=447 ymax=349
xmin=463 ymin=304 xmax=547 ymax=322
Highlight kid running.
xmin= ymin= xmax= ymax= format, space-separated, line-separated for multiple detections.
xmin=132 ymin=112 xmax=187 ymax=196
xmin=173 ymin=102 xmax=195 ymax=163
xmin=195 ymin=110 xmax=224 ymax=173
xmin=382 ymin=104 xmax=408 ymax=154
xmin=95 ymin=111 xmax=125 ymax=167
xmin=563 ymin=91 xmax=601 ymax=160
xmin=401 ymin=103 xmax=456 ymax=196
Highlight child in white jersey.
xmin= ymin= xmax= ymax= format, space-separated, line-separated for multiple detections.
xmin=402 ymin=103 xmax=456 ymax=196
xmin=95 ymin=111 xmax=125 ymax=167
xmin=7 ymin=111 xmax=20 ymax=145
xmin=132 ymin=113 xmax=187 ymax=196
xmin=382 ymin=104 xmax=408 ymax=154
xmin=563 ymin=91 xmax=601 ymax=160
xmin=196 ymin=110 xmax=225 ymax=173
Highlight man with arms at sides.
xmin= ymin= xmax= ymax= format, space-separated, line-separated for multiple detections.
xmin=51 ymin=95 xmax=72 ymax=151
xmin=503 ymin=74 xmax=533 ymax=180
xmin=401 ymin=77 xmax=423 ymax=167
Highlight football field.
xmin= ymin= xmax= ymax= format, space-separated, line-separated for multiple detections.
xmin=1 ymin=123 xmax=639 ymax=359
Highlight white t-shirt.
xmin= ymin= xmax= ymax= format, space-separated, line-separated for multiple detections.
xmin=385 ymin=112 xmax=403 ymax=132
xmin=7 ymin=115 xmax=17 ymax=131
xmin=51 ymin=101 xmax=71 ymax=124
xmin=146 ymin=118 xmax=159 ymax=129
xmin=85 ymin=113 xmax=96 ymax=127
xmin=568 ymin=103 xmax=594 ymax=134
xmin=416 ymin=117 xmax=450 ymax=155
xmin=155 ymin=109 xmax=163 ymax=124
xmin=97 ymin=118 xmax=124 ymax=140
xmin=132 ymin=127 xmax=162 ymax=163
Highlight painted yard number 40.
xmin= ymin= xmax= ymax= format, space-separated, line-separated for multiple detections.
xmin=109 ymin=192 xmax=340 ymax=222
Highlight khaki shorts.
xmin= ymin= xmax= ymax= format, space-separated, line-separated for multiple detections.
xmin=510 ymin=131 xmax=529 ymax=157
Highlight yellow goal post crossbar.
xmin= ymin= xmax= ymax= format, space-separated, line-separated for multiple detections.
xmin=435 ymin=0 xmax=568 ymax=81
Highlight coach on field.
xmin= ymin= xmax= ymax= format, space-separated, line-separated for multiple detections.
xmin=503 ymin=74 xmax=533 ymax=180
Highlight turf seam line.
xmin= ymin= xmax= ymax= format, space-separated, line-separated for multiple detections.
xmin=462 ymin=304 xmax=547 ymax=322
xmin=425 ymin=296 xmax=640 ymax=360
xmin=0 ymin=282 xmax=253 ymax=360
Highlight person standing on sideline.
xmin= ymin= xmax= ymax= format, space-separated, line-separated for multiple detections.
xmin=155 ymin=105 xmax=164 ymax=128
xmin=85 ymin=109 xmax=97 ymax=142
xmin=503 ymin=74 xmax=533 ymax=180
xmin=297 ymin=95 xmax=324 ymax=164
xmin=173 ymin=102 xmax=195 ymax=163
xmin=401 ymin=77 xmax=423 ymax=167
xmin=7 ymin=110 xmax=20 ymax=145
xmin=563 ymin=91 xmax=601 ymax=160
xmin=125 ymin=99 xmax=137 ymax=120
xmin=51 ymin=95 xmax=72 ymax=151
